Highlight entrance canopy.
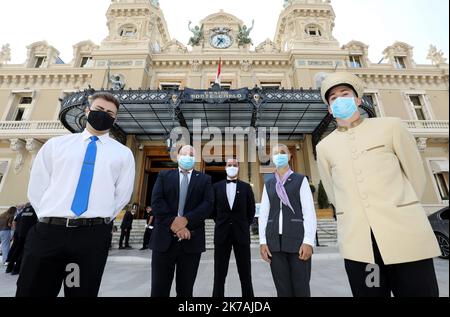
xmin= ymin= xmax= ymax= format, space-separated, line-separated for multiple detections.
xmin=59 ymin=86 xmax=376 ymax=151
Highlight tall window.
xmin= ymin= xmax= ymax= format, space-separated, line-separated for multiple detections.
xmin=394 ymin=56 xmax=407 ymax=69
xmin=430 ymin=160 xmax=449 ymax=202
xmin=80 ymin=56 xmax=93 ymax=68
xmin=34 ymin=56 xmax=46 ymax=68
xmin=349 ymin=55 xmax=362 ymax=68
xmin=305 ymin=25 xmax=322 ymax=37
xmin=363 ymin=93 xmax=382 ymax=117
xmin=119 ymin=24 xmax=137 ymax=37
xmin=409 ymin=95 xmax=429 ymax=120
xmin=12 ymin=96 xmax=33 ymax=121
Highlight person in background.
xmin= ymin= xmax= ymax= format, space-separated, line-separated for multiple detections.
xmin=0 ymin=207 xmax=16 ymax=265
xmin=6 ymin=203 xmax=37 ymax=275
xmin=140 ymin=206 xmax=154 ymax=251
xmin=119 ymin=208 xmax=135 ymax=250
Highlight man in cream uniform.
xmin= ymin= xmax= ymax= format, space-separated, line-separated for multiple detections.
xmin=316 ymin=72 xmax=440 ymax=297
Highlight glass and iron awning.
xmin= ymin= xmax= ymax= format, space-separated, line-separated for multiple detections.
xmin=59 ymin=86 xmax=376 ymax=147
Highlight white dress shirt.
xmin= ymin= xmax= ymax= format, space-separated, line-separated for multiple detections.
xmin=28 ymin=129 xmax=136 ymax=219
xmin=178 ymin=168 xmax=193 ymax=185
xmin=226 ymin=178 xmax=237 ymax=209
xmin=259 ymin=177 xmax=317 ymax=247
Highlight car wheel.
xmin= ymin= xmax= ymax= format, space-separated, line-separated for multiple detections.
xmin=435 ymin=232 xmax=449 ymax=259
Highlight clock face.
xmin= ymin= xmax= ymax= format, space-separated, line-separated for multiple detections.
xmin=210 ymin=34 xmax=232 ymax=49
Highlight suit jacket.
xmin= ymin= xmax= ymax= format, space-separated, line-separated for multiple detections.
xmin=150 ymin=169 xmax=214 ymax=253
xmin=120 ymin=211 xmax=134 ymax=230
xmin=316 ymin=117 xmax=440 ymax=265
xmin=212 ymin=180 xmax=256 ymax=245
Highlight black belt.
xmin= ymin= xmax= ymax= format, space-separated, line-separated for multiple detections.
xmin=39 ymin=217 xmax=111 ymax=228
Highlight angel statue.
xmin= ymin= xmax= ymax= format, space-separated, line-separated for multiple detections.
xmin=188 ymin=21 xmax=204 ymax=46
xmin=0 ymin=44 xmax=11 ymax=65
xmin=238 ymin=20 xmax=254 ymax=46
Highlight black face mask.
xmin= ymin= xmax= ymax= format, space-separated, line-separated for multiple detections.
xmin=87 ymin=110 xmax=115 ymax=131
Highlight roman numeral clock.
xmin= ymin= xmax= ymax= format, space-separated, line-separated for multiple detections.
xmin=210 ymin=27 xmax=233 ymax=49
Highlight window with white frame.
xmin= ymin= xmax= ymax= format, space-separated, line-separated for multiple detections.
xmin=160 ymin=82 xmax=181 ymax=91
xmin=34 ymin=56 xmax=46 ymax=68
xmin=305 ymin=24 xmax=322 ymax=37
xmin=210 ymin=81 xmax=232 ymax=90
xmin=363 ymin=93 xmax=382 ymax=117
xmin=349 ymin=55 xmax=363 ymax=68
xmin=0 ymin=160 xmax=10 ymax=192
xmin=119 ymin=24 xmax=137 ymax=37
xmin=260 ymin=82 xmax=281 ymax=90
xmin=9 ymin=95 xmax=33 ymax=121
xmin=394 ymin=56 xmax=407 ymax=69
xmin=430 ymin=160 xmax=449 ymax=202
xmin=80 ymin=56 xmax=93 ymax=68
xmin=408 ymin=94 xmax=430 ymax=120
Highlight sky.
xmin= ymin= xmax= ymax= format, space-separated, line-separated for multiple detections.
xmin=0 ymin=0 xmax=448 ymax=65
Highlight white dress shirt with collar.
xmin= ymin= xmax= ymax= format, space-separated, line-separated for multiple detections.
xmin=28 ymin=129 xmax=136 ymax=219
xmin=259 ymin=177 xmax=317 ymax=247
xmin=178 ymin=167 xmax=193 ymax=185
xmin=226 ymin=177 xmax=237 ymax=209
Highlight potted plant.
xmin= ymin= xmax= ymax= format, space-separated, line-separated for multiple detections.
xmin=317 ymin=181 xmax=333 ymax=219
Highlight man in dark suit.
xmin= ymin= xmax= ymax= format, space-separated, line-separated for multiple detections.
xmin=150 ymin=145 xmax=214 ymax=297
xmin=119 ymin=208 xmax=134 ymax=249
xmin=212 ymin=158 xmax=256 ymax=297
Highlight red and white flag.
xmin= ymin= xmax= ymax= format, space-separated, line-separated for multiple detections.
xmin=215 ymin=58 xmax=222 ymax=85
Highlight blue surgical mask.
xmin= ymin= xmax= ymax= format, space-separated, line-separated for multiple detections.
xmin=178 ymin=155 xmax=195 ymax=170
xmin=272 ymin=154 xmax=289 ymax=168
xmin=331 ymin=97 xmax=358 ymax=120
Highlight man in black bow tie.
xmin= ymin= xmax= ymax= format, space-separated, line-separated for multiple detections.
xmin=212 ymin=158 xmax=256 ymax=297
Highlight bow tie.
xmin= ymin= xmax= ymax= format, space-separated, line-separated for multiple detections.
xmin=227 ymin=180 xmax=237 ymax=184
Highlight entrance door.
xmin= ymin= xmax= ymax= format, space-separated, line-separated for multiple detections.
xmin=138 ymin=146 xmax=177 ymax=219
xmin=202 ymin=145 xmax=237 ymax=184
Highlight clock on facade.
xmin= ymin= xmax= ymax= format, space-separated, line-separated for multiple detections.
xmin=210 ymin=33 xmax=233 ymax=49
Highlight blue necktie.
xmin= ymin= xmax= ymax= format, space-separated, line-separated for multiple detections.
xmin=71 ymin=136 xmax=99 ymax=217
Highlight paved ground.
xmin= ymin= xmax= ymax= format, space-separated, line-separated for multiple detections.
xmin=1 ymin=247 xmax=448 ymax=297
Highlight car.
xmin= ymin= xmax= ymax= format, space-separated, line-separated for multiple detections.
xmin=428 ymin=207 xmax=449 ymax=259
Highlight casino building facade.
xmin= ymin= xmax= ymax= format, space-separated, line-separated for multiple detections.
xmin=0 ymin=0 xmax=448 ymax=218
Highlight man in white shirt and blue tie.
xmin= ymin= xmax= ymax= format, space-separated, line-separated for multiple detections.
xmin=16 ymin=92 xmax=135 ymax=297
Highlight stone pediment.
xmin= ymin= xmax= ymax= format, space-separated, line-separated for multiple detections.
xmin=200 ymin=10 xmax=243 ymax=27
xmin=161 ymin=39 xmax=188 ymax=54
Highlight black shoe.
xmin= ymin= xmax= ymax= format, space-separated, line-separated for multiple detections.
xmin=139 ymin=247 xmax=148 ymax=251
xmin=5 ymin=264 xmax=14 ymax=274
xmin=11 ymin=270 xmax=19 ymax=276
xmin=118 ymin=246 xmax=125 ymax=250
xmin=125 ymin=246 xmax=133 ymax=250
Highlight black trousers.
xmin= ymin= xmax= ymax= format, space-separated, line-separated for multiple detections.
xmin=213 ymin=235 xmax=254 ymax=297
xmin=270 ymin=251 xmax=311 ymax=297
xmin=151 ymin=239 xmax=201 ymax=297
xmin=6 ymin=236 xmax=25 ymax=272
xmin=119 ymin=228 xmax=130 ymax=247
xmin=142 ymin=228 xmax=152 ymax=248
xmin=344 ymin=232 xmax=439 ymax=297
xmin=16 ymin=222 xmax=111 ymax=297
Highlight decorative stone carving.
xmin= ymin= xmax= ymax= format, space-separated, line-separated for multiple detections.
xmin=240 ymin=60 xmax=252 ymax=72
xmin=9 ymin=139 xmax=26 ymax=174
xmin=427 ymin=45 xmax=447 ymax=65
xmin=417 ymin=138 xmax=428 ymax=153
xmin=162 ymin=39 xmax=188 ymax=54
xmin=255 ymin=39 xmax=281 ymax=53
xmin=0 ymin=44 xmax=11 ymax=65
xmin=25 ymin=139 xmax=43 ymax=168
xmin=190 ymin=60 xmax=202 ymax=72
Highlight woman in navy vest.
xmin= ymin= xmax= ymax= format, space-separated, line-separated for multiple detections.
xmin=259 ymin=144 xmax=317 ymax=297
